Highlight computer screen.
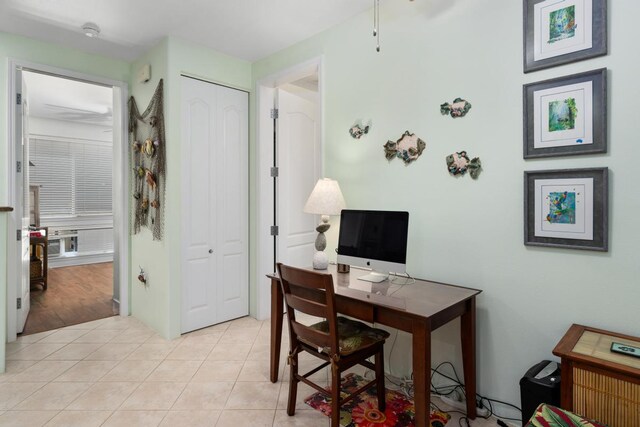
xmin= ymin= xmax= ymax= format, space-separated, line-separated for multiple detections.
xmin=337 ymin=210 xmax=409 ymax=282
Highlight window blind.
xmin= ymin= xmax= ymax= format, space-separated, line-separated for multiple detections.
xmin=29 ymin=138 xmax=113 ymax=217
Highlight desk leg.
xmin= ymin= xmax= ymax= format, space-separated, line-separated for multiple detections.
xmin=270 ymin=278 xmax=283 ymax=383
xmin=461 ymin=297 xmax=477 ymax=419
xmin=413 ymin=319 xmax=430 ymax=427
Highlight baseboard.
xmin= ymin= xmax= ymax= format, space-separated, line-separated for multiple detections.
xmin=49 ymin=253 xmax=114 ymax=268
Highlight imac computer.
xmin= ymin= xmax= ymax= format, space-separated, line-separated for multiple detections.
xmin=336 ymin=209 xmax=409 ymax=283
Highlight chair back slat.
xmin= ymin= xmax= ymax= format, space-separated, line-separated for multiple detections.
xmin=277 ymin=263 xmax=339 ymax=355
xmin=285 ymin=294 xmax=328 ymax=319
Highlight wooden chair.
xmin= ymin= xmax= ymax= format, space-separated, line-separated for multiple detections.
xmin=277 ymin=263 xmax=389 ymax=426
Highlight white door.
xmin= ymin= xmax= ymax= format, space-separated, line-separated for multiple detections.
xmin=181 ymin=76 xmax=248 ymax=333
xmin=16 ymin=70 xmax=31 ymax=333
xmin=276 ymin=89 xmax=321 ymax=267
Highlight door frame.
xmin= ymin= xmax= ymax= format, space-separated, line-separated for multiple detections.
xmin=5 ymin=59 xmax=130 ymax=342
xmin=255 ymin=56 xmax=325 ymax=320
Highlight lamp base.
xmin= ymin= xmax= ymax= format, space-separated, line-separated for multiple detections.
xmin=312 ymin=251 xmax=329 ymax=270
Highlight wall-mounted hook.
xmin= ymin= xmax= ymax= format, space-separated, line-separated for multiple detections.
xmin=138 ymin=266 xmax=147 ymax=285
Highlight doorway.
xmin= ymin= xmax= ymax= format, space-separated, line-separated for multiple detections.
xmin=255 ymin=57 xmax=323 ymax=320
xmin=6 ymin=61 xmax=129 ymax=341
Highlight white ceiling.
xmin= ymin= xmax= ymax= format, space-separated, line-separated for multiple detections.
xmin=0 ymin=0 xmax=374 ymax=61
xmin=23 ymin=71 xmax=113 ymax=125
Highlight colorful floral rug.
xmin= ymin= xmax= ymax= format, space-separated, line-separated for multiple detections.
xmin=304 ymin=373 xmax=450 ymax=427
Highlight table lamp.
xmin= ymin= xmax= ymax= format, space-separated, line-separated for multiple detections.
xmin=303 ymin=178 xmax=346 ymax=270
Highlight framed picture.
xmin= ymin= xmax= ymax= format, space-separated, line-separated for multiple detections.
xmin=523 ymin=68 xmax=606 ymax=159
xmin=523 ymin=0 xmax=607 ymax=73
xmin=524 ymin=167 xmax=608 ymax=251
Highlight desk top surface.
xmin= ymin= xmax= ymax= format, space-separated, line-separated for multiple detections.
xmin=269 ymin=264 xmax=481 ymax=319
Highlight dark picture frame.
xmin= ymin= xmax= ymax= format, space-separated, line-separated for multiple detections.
xmin=523 ymin=68 xmax=606 ymax=159
xmin=524 ymin=0 xmax=607 ymax=73
xmin=524 ymin=167 xmax=608 ymax=251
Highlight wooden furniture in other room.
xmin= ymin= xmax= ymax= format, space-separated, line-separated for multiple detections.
xmin=268 ymin=264 xmax=482 ymax=427
xmin=30 ymin=226 xmax=48 ymax=290
xmin=553 ymin=324 xmax=640 ymax=427
xmin=277 ymin=263 xmax=388 ymax=426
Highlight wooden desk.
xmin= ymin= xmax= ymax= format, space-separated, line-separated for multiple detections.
xmin=268 ymin=264 xmax=482 ymax=426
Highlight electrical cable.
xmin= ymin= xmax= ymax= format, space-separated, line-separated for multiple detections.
xmin=366 ymin=299 xmax=522 ymax=422
xmin=429 ymin=363 xmax=523 ymax=422
xmin=363 ymin=326 xmax=415 ymax=397
xmin=363 ymin=342 xmax=522 ymax=422
xmin=430 ymin=399 xmax=470 ymax=427
xmin=389 ymin=271 xmax=415 ymax=285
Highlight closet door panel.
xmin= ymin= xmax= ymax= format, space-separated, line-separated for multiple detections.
xmin=215 ymin=85 xmax=248 ymax=321
xmin=181 ymin=77 xmax=219 ymax=333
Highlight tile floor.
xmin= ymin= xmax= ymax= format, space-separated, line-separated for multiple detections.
xmin=1 ymin=315 xmax=502 ymax=426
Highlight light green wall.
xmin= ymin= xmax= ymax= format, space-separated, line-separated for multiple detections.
xmin=0 ymin=31 xmax=130 ymax=372
xmin=0 ymin=32 xmax=252 ymax=367
xmin=130 ymin=36 xmax=252 ymax=339
xmin=129 ymin=39 xmax=171 ymax=337
xmin=253 ymin=1 xmax=640 ymax=413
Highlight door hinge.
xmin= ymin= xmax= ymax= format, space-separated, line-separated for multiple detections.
xmin=270 ymin=226 xmax=279 ymax=236
xmin=17 ymin=229 xmax=21 ymax=241
xmin=16 ymin=93 xmax=22 ymax=105
xmin=17 ymin=298 xmax=22 ymax=310
xmin=16 ymin=160 xmax=21 ymax=173
xmin=270 ymin=167 xmax=279 ymax=178
xmin=270 ymin=108 xmax=279 ymax=119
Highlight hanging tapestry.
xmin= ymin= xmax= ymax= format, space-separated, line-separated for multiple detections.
xmin=128 ymin=79 xmax=166 ymax=240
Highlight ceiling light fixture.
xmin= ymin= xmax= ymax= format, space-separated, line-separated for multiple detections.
xmin=81 ymin=22 xmax=100 ymax=38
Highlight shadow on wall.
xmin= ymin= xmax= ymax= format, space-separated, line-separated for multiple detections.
xmin=424 ymin=0 xmax=458 ymax=17
xmin=384 ymin=0 xmax=458 ymax=20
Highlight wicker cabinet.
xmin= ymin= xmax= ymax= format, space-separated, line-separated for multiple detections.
xmin=553 ymin=324 xmax=640 ymax=426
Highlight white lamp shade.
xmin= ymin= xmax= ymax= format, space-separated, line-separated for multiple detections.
xmin=303 ymin=178 xmax=346 ymax=216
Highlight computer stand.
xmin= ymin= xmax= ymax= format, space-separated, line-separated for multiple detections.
xmin=358 ymin=271 xmax=389 ymax=283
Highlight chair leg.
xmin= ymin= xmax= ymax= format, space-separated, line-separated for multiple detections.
xmin=287 ymin=352 xmax=299 ymax=416
xmin=330 ymin=365 xmax=341 ymax=426
xmin=375 ymin=349 xmax=386 ymax=412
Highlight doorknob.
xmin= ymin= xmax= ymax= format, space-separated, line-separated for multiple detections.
xmin=209 ymin=249 xmax=213 ymax=254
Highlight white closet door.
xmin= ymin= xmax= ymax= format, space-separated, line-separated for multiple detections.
xmin=180 ymin=76 xmax=248 ymax=333
xmin=276 ymin=89 xmax=321 ymax=268
xmin=215 ymin=84 xmax=248 ymax=322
